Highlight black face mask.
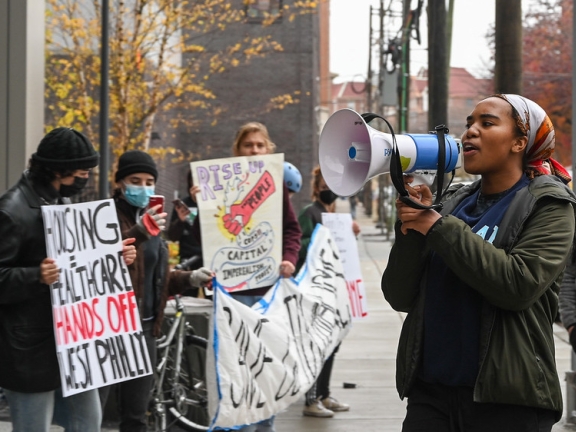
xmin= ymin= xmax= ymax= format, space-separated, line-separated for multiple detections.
xmin=319 ymin=189 xmax=338 ymax=205
xmin=60 ymin=176 xmax=89 ymax=197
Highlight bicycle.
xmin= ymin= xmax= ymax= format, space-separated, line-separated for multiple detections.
xmin=147 ymin=256 xmax=213 ymax=431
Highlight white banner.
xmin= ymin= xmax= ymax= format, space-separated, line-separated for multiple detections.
xmin=322 ymin=213 xmax=368 ymax=319
xmin=42 ymin=200 xmax=151 ymax=396
xmin=207 ymin=225 xmax=352 ymax=428
xmin=191 ymin=154 xmax=284 ymax=293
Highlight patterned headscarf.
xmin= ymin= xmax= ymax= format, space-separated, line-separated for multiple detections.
xmin=494 ymin=94 xmax=571 ymax=184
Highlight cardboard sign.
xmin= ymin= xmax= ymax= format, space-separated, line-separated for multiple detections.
xmin=42 ymin=200 xmax=151 ymax=396
xmin=207 ymin=225 xmax=352 ymax=428
xmin=322 ymin=212 xmax=368 ymax=319
xmin=191 ymin=154 xmax=284 ymax=292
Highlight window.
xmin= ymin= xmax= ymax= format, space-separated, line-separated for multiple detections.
xmin=245 ymin=0 xmax=282 ymax=22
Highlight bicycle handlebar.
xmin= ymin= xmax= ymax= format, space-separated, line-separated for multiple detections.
xmin=174 ymin=255 xmax=201 ymax=271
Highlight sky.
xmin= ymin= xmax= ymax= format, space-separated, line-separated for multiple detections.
xmin=329 ymin=0 xmax=532 ymax=82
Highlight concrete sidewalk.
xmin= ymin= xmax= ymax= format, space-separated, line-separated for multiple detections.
xmin=1 ymin=199 xmax=576 ymax=431
xmin=273 ymin=199 xmax=576 ymax=432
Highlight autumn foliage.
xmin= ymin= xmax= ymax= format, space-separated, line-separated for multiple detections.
xmin=522 ymin=0 xmax=572 ymax=166
xmin=45 ymin=0 xmax=317 ymax=164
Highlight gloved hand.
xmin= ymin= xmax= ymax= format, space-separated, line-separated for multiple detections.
xmin=189 ymin=267 xmax=213 ymax=287
xmin=139 ymin=207 xmax=167 ymax=236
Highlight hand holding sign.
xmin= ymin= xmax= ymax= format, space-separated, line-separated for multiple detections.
xmin=222 ymin=171 xmax=276 ymax=236
xmin=40 ymin=257 xmax=59 ymax=285
xmin=122 ymin=238 xmax=137 ymax=266
xmin=279 ymin=260 xmax=295 ymax=278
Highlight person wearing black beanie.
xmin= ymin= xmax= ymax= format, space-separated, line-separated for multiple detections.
xmin=100 ymin=149 xmax=213 ymax=431
xmin=28 ymin=127 xmax=100 ymax=199
xmin=115 ymin=149 xmax=158 ymax=183
xmin=0 ymin=127 xmax=105 ymax=431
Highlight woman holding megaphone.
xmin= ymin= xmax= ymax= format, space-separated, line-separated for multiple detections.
xmin=382 ymin=94 xmax=575 ymax=432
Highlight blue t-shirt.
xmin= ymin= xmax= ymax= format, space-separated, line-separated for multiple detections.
xmin=420 ymin=176 xmax=530 ymax=387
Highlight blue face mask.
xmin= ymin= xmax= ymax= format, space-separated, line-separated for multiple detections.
xmin=124 ymin=183 xmax=155 ymax=208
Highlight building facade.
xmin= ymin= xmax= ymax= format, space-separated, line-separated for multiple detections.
xmin=154 ymin=0 xmax=327 ymax=211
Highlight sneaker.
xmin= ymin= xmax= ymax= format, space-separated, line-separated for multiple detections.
xmin=321 ymin=396 xmax=350 ymax=412
xmin=303 ymin=399 xmax=334 ymax=418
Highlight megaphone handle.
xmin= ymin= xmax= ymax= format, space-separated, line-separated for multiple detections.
xmin=434 ymin=124 xmax=448 ymax=205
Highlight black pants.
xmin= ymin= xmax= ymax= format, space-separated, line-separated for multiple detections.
xmin=99 ymin=322 xmax=157 ymax=432
xmin=403 ymin=379 xmax=557 ymax=432
xmin=305 ymin=344 xmax=340 ymax=406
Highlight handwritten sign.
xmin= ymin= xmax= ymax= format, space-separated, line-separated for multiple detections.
xmin=206 ymin=225 xmax=352 ymax=428
xmin=42 ymin=200 xmax=151 ymax=396
xmin=191 ymin=154 xmax=284 ymax=292
xmin=322 ymin=213 xmax=368 ymax=319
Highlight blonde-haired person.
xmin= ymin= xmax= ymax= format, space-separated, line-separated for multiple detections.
xmin=231 ymin=121 xmax=277 ymax=155
xmin=191 ymin=121 xmax=301 ymax=432
xmin=297 ymin=165 xmax=359 ymax=418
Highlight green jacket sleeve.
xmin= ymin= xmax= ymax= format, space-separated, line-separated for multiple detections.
xmin=298 ymin=209 xmax=316 ymax=263
xmin=427 ymin=200 xmax=575 ymax=311
xmin=381 ymin=220 xmax=429 ymax=312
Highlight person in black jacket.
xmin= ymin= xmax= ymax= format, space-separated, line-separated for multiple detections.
xmin=167 ymin=169 xmax=202 ymax=265
xmin=99 ymin=150 xmax=213 ymax=432
xmin=0 ymin=128 xmax=103 ymax=432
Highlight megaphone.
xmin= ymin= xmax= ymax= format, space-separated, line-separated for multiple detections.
xmin=319 ymin=109 xmax=461 ymax=197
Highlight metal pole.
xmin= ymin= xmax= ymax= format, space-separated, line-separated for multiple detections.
xmin=566 ymin=8 xmax=576 ymax=423
xmin=367 ymin=6 xmax=373 ymax=113
xmin=568 ymin=2 xmax=576 ymax=423
xmin=98 ymin=0 xmax=110 ymax=200
xmin=572 ymin=0 xmax=576 ymax=184
xmin=377 ymin=0 xmax=385 ymax=234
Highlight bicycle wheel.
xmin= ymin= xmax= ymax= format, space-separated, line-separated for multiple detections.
xmin=162 ymin=332 xmax=210 ymax=431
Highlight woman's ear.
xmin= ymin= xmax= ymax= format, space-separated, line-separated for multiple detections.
xmin=512 ymin=136 xmax=528 ymax=154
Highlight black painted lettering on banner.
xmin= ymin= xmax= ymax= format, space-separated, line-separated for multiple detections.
xmin=94 ymin=331 xmax=150 ymax=384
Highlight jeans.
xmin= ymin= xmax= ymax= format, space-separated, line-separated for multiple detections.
xmin=231 ymin=294 xmax=263 ymax=308
xmin=4 ymin=387 xmax=101 ymax=432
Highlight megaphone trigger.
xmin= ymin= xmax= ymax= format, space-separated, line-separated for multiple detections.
xmin=409 ymin=171 xmax=437 ymax=187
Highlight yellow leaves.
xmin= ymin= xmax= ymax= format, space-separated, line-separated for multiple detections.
xmin=269 ymin=93 xmax=298 ymax=110
xmin=271 ymin=41 xmax=284 ymax=52
xmin=267 ymin=90 xmax=309 ymax=111
xmin=46 ymin=0 xmax=311 ymax=171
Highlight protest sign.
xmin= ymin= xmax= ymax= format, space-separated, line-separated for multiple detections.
xmin=42 ymin=200 xmax=151 ymax=397
xmin=191 ymin=154 xmax=284 ymax=293
xmin=322 ymin=212 xmax=368 ymax=319
xmin=206 ymin=225 xmax=352 ymax=428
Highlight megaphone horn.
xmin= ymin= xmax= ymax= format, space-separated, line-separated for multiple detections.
xmin=319 ymin=109 xmax=461 ymax=197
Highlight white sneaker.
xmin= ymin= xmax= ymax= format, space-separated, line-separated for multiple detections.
xmin=303 ymin=399 xmax=334 ymax=418
xmin=321 ymin=396 xmax=350 ymax=412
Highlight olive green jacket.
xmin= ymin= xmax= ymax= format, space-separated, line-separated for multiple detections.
xmin=381 ymin=175 xmax=576 ymax=419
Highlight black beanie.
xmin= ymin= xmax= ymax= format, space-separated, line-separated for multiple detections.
xmin=31 ymin=127 xmax=99 ymax=170
xmin=115 ymin=150 xmax=158 ymax=182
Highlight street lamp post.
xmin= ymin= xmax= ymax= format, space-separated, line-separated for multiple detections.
xmin=98 ymin=0 xmax=110 ymax=200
